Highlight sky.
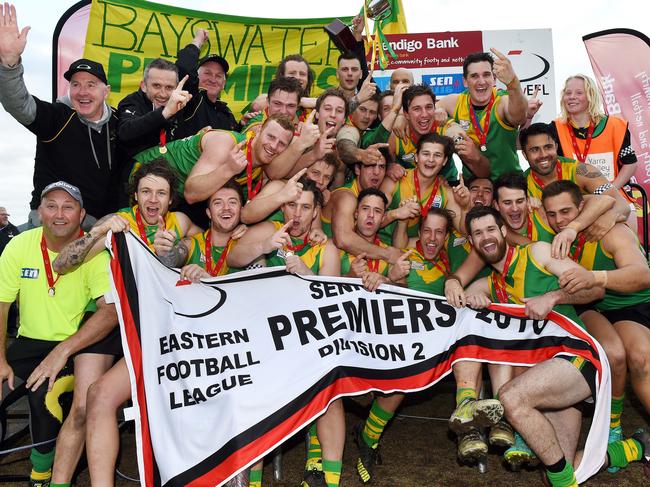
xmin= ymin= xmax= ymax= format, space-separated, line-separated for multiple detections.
xmin=0 ymin=0 xmax=643 ymax=224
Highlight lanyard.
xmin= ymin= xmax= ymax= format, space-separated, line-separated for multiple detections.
xmin=41 ymin=229 xmax=84 ymax=297
xmin=245 ymin=136 xmax=262 ymax=201
xmin=493 ymin=245 xmax=515 ymax=303
xmin=468 ymin=91 xmax=496 ymax=152
xmin=159 ymin=128 xmax=167 ymax=154
xmin=526 ymin=214 xmax=533 ymax=239
xmin=416 ymin=240 xmax=449 ymax=275
xmin=570 ymin=233 xmax=587 ymax=262
xmin=414 ymin=172 xmax=441 ymax=218
xmin=409 ymin=120 xmax=438 ymax=146
xmin=531 ymin=161 xmax=563 ymax=190
xmin=205 ymin=231 xmax=231 ymax=276
xmin=569 ymin=122 xmax=595 ymax=163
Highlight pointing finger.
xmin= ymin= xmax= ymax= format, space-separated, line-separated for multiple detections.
xmin=157 ymin=215 xmax=165 ymax=229
xmin=489 ymin=47 xmax=508 ymax=60
xmin=306 ymin=109 xmax=317 ymax=124
xmin=176 ymin=74 xmax=189 ymax=90
xmin=398 ymin=249 xmax=413 ymax=261
xmin=289 ymin=167 xmax=308 ymax=182
xmin=532 ymin=86 xmax=539 ymax=99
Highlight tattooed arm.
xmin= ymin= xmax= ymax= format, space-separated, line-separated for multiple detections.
xmin=53 ymin=214 xmax=130 ymax=274
xmin=575 ymin=162 xmax=631 ymax=225
xmin=157 ymin=237 xmax=191 ymax=268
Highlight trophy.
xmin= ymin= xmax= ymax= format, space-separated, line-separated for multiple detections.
xmin=324 ymin=0 xmax=393 ymax=53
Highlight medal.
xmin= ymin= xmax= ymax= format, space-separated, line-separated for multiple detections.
xmin=468 ymin=91 xmax=495 ymax=154
xmin=285 ymin=250 xmax=294 ymax=258
xmin=413 ymin=171 xmax=442 ymax=218
xmin=48 ymin=287 xmax=55 ymax=297
xmin=480 ymin=145 xmax=487 ymax=152
xmin=41 ymin=228 xmax=84 ymax=297
xmin=159 ymin=128 xmax=167 ymax=154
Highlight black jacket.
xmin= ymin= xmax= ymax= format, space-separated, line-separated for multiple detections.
xmin=0 ymin=222 xmax=19 ymax=255
xmin=27 ymin=97 xmax=122 ymax=219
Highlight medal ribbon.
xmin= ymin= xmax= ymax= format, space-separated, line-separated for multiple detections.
xmin=409 ymin=120 xmax=438 ymax=146
xmin=526 ymin=214 xmax=533 ymax=239
xmin=468 ymin=91 xmax=496 ymax=150
xmin=159 ymin=128 xmax=167 ymax=153
xmin=286 ymin=234 xmax=310 ymax=253
xmin=530 ymin=160 xmax=563 ymax=190
xmin=41 ymin=229 xmax=84 ymax=295
xmin=134 ymin=206 xmax=157 ymax=245
xmin=245 ymin=136 xmax=262 ymax=200
xmin=416 ymin=240 xmax=450 ymax=275
xmin=569 ymin=121 xmax=595 ymax=163
xmin=414 ymin=172 xmax=442 ymax=218
xmin=367 ymin=236 xmax=382 ymax=272
xmin=205 ymin=231 xmax=231 ymax=276
xmin=493 ymin=245 xmax=515 ymax=303
xmin=570 ymin=233 xmax=587 ymax=262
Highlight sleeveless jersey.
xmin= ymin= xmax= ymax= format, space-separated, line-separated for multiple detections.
xmin=487 ymin=244 xmax=583 ymax=325
xmin=525 ymin=157 xmax=578 ymax=201
xmin=519 ymin=210 xmax=555 ymax=244
xmin=445 ymin=228 xmax=491 ymax=279
xmin=379 ymin=170 xmax=448 ymax=245
xmin=453 ymin=88 xmax=521 ymax=181
xmin=117 ymin=206 xmax=183 ymax=251
xmin=323 ymin=178 xmax=361 ymax=237
xmin=405 ymin=246 xmax=447 ymax=295
xmin=570 ymin=237 xmax=650 ymax=310
xmin=186 ymin=230 xmax=242 ymax=275
xmin=266 ymin=221 xmax=327 ymax=273
xmin=340 ymin=240 xmax=390 ymax=277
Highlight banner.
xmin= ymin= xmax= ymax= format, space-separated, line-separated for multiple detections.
xmin=109 ymin=232 xmax=609 ymax=486
xmin=368 ymin=29 xmax=556 ymax=124
xmin=583 ymin=29 xmax=650 ymax=226
xmin=82 ymin=0 xmax=351 ymax=114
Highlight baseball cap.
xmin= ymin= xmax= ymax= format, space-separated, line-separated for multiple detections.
xmin=41 ymin=181 xmax=84 ymax=207
xmin=64 ymin=58 xmax=108 ymax=85
xmin=198 ymin=55 xmax=229 ymax=75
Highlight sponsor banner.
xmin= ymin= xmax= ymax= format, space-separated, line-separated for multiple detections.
xmin=82 ymin=0 xmax=351 ymax=114
xmin=54 ymin=3 xmax=91 ymax=101
xmin=583 ymin=29 xmax=650 ymax=205
xmin=370 ymin=29 xmax=556 ymax=124
xmin=110 ymin=232 xmax=609 ymax=486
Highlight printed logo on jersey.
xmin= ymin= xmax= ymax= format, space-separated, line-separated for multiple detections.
xmin=21 ymin=268 xmax=39 ymax=279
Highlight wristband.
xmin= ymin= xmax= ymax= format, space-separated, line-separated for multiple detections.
xmin=593 ymin=270 xmax=608 ymax=287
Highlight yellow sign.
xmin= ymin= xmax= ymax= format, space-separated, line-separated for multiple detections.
xmin=84 ymin=0 xmax=352 ymax=114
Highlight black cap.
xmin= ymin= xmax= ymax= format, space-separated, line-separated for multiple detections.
xmin=198 ymin=55 xmax=229 ymax=75
xmin=64 ymin=58 xmax=108 ymax=85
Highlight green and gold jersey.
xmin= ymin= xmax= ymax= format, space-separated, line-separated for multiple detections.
xmin=186 ymin=230 xmax=242 ymax=276
xmin=340 ymin=239 xmax=390 ymax=277
xmin=445 ymin=228 xmax=491 ymax=279
xmin=117 ymin=206 xmax=183 ymax=252
xmin=525 ymin=156 xmax=578 ymax=201
xmin=265 ymin=221 xmax=326 ymax=273
xmin=379 ymin=170 xmax=449 ymax=245
xmin=487 ymin=244 xmax=583 ymax=326
xmin=519 ymin=210 xmax=555 ymax=244
xmin=570 ymin=237 xmax=650 ymax=310
xmin=323 ymin=178 xmax=361 ymax=238
xmin=453 ymin=88 xmax=521 ymax=181
xmin=394 ymin=125 xmax=458 ymax=182
xmin=405 ymin=244 xmax=448 ymax=295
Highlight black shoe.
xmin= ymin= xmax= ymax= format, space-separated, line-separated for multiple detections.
xmin=354 ymin=423 xmax=379 ymax=484
xmin=301 ymin=468 xmax=326 ymax=487
xmin=632 ymin=428 xmax=650 ymax=463
xmin=29 ymin=479 xmax=50 ymax=487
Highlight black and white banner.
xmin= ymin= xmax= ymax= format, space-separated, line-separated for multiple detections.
xmin=109 ymin=232 xmax=610 ymax=486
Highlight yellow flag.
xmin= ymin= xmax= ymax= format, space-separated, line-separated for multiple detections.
xmin=380 ymin=0 xmax=408 ymax=35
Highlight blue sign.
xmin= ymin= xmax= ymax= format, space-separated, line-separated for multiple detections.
xmin=422 ymin=73 xmax=465 ymax=96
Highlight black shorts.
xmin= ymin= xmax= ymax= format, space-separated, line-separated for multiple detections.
xmin=6 ymin=337 xmax=73 ymax=380
xmin=557 ymin=355 xmax=597 ymax=403
xmin=574 ymin=303 xmax=598 ymax=316
xmin=599 ymin=301 xmax=650 ymax=327
xmin=79 ymin=325 xmax=123 ymax=357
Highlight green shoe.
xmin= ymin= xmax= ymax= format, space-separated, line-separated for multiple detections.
xmin=504 ymin=432 xmax=537 ymax=471
xmin=449 ymin=398 xmax=504 ymax=434
xmin=607 ymin=425 xmax=623 ymax=473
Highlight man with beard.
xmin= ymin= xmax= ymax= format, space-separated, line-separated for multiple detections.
xmin=379 ymin=133 xmax=470 ymax=246
xmin=453 ymin=206 xmax=644 ymax=486
xmin=520 ymin=123 xmax=631 ymax=238
xmin=542 ymin=180 xmax=650 ymax=469
xmin=0 ymin=4 xmax=120 ymax=229
xmin=0 ymin=182 xmax=117 ymax=487
xmin=436 ymin=50 xmax=528 ymax=181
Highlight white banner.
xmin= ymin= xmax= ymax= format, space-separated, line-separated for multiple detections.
xmin=109 ymin=232 xmax=609 ymax=486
